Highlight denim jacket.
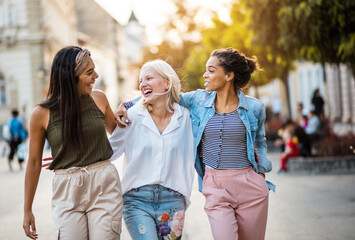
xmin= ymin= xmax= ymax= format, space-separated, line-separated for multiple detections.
xmin=179 ymin=89 xmax=275 ymax=192
xmin=128 ymin=90 xmax=275 ymax=192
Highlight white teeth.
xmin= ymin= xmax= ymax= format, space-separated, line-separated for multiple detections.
xmin=144 ymin=89 xmax=152 ymax=94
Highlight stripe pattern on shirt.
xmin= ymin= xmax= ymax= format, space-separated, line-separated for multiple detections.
xmin=201 ymin=109 xmax=251 ymax=169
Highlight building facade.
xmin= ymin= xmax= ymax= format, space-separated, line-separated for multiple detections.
xmin=325 ymin=64 xmax=355 ymax=134
xmin=0 ymin=0 xmax=146 ymax=125
xmin=255 ymin=61 xmax=355 ymax=134
xmin=119 ymin=11 xmax=146 ymax=101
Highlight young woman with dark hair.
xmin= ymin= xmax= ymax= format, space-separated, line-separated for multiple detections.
xmin=118 ymin=47 xmax=275 ymax=239
xmin=23 ymin=46 xmax=122 ymax=240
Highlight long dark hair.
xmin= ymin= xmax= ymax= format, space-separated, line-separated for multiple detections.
xmin=40 ymin=46 xmax=84 ymax=147
xmin=211 ymin=47 xmax=260 ymax=94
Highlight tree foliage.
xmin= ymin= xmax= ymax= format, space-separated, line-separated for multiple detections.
xmin=140 ymin=0 xmax=202 ymax=90
xmin=142 ymin=0 xmax=355 ymax=94
xmin=277 ymin=0 xmax=355 ymax=76
xmin=182 ymin=1 xmax=285 ymax=91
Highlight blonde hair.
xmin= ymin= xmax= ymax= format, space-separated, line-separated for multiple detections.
xmin=140 ymin=59 xmax=181 ymax=112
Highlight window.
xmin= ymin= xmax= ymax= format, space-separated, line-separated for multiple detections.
xmin=0 ymin=3 xmax=4 ymax=27
xmin=8 ymin=4 xmax=17 ymax=26
xmin=0 ymin=72 xmax=6 ymax=106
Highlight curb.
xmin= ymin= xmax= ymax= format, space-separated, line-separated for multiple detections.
xmin=288 ymin=155 xmax=355 ymax=174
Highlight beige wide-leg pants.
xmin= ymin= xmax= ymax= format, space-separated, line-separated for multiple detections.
xmin=52 ymin=160 xmax=123 ymax=240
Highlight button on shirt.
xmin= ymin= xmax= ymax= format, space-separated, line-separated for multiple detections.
xmin=109 ymin=102 xmax=195 ymax=206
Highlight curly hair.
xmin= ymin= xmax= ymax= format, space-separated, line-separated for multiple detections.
xmin=211 ymin=47 xmax=260 ymax=94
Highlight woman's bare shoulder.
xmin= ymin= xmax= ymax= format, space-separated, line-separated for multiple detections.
xmin=31 ymin=105 xmax=49 ymax=126
xmin=32 ymin=105 xmax=49 ymax=117
xmin=91 ymin=89 xmax=107 ymax=99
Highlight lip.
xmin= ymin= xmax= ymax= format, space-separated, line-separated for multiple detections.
xmin=141 ymin=88 xmax=153 ymax=97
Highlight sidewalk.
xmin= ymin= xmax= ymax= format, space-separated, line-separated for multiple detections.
xmin=0 ymin=141 xmax=354 ymax=239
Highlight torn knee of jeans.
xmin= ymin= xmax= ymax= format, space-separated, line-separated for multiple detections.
xmin=138 ymin=224 xmax=147 ymax=234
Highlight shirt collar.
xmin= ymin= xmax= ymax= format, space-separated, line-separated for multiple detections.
xmin=137 ymin=102 xmax=182 ymax=135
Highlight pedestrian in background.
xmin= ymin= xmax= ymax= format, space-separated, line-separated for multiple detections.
xmin=296 ymin=102 xmax=308 ymax=129
xmin=5 ymin=108 xmax=27 ymax=171
xmin=306 ymin=110 xmax=322 ymax=141
xmin=23 ymin=46 xmax=122 ymax=240
xmin=110 ymin=60 xmax=195 ymax=240
xmin=17 ymin=105 xmax=28 ymax=168
xmin=117 ymin=48 xmax=274 ymax=240
xmin=311 ymin=88 xmax=325 ymax=121
xmin=278 ymin=127 xmax=299 ymax=174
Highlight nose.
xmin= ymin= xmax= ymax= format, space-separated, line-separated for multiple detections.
xmin=94 ymin=70 xmax=99 ymax=79
xmin=139 ymin=79 xmax=147 ymax=88
xmin=203 ymin=71 xmax=208 ymax=78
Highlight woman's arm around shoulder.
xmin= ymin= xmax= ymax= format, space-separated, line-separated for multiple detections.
xmin=91 ymin=89 xmax=117 ymax=134
xmin=23 ymin=106 xmax=49 ymax=239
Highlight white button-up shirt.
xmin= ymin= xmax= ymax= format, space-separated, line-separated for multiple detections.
xmin=109 ymin=102 xmax=195 ymax=206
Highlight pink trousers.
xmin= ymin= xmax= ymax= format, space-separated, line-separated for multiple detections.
xmin=202 ymin=167 xmax=269 ymax=240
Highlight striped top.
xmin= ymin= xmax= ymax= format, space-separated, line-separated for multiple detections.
xmin=201 ymin=109 xmax=252 ymax=169
xmin=46 ymin=94 xmax=113 ymax=170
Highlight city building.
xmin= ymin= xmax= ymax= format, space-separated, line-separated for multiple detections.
xmin=254 ymin=61 xmax=355 ymax=134
xmin=0 ymin=0 xmax=146 ymax=126
xmin=119 ymin=11 xmax=147 ymax=101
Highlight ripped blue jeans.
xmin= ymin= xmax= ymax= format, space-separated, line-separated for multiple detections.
xmin=123 ymin=185 xmax=186 ymax=240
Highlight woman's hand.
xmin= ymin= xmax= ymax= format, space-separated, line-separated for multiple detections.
xmin=116 ymin=103 xmax=131 ymax=128
xmin=23 ymin=210 xmax=38 ymax=239
xmin=254 ymin=148 xmax=260 ymax=163
xmin=258 ymin=173 xmax=265 ymax=179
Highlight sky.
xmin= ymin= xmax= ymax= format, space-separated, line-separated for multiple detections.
xmin=95 ymin=0 xmax=231 ymax=45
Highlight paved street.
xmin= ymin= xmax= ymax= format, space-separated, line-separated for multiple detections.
xmin=0 ymin=140 xmax=355 ymax=240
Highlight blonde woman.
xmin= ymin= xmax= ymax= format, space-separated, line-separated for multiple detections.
xmin=109 ymin=60 xmax=195 ymax=240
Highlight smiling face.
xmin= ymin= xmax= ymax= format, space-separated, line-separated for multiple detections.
xmin=139 ymin=66 xmax=169 ymax=104
xmin=203 ymin=56 xmax=233 ymax=92
xmin=77 ymin=57 xmax=98 ymax=95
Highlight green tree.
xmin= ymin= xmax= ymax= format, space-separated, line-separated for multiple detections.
xmin=278 ymin=0 xmax=355 ymax=79
xmin=181 ymin=15 xmax=229 ymax=90
xmin=140 ymin=0 xmax=203 ymax=89
xmin=248 ymin=0 xmax=296 ymax=116
xmin=182 ymin=1 xmax=286 ymax=95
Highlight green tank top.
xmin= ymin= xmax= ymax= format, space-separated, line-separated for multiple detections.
xmin=46 ymin=95 xmax=113 ymax=170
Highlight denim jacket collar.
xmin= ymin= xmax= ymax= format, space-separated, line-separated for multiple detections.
xmin=203 ymin=91 xmax=216 ymax=107
xmin=203 ymin=90 xmax=248 ymax=111
xmin=237 ymin=91 xmax=248 ymax=111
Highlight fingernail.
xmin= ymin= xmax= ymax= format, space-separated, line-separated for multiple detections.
xmin=125 ymin=120 xmax=129 ymax=123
